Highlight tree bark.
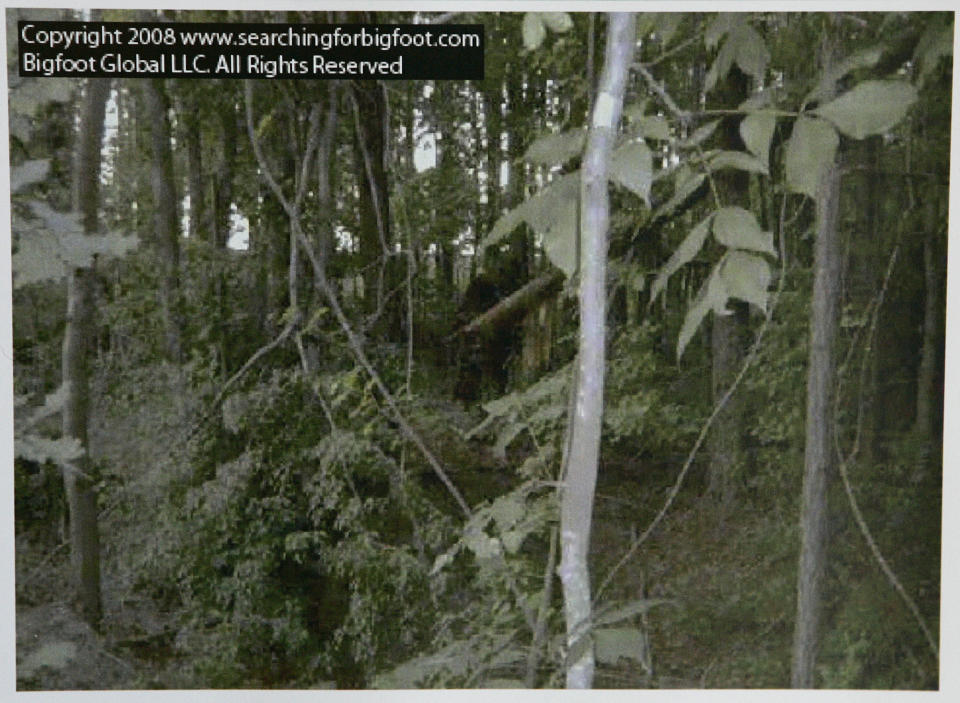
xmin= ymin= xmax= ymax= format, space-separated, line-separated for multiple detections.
xmin=791 ymin=162 xmax=842 ymax=688
xmin=914 ymin=199 xmax=943 ymax=443
xmin=62 ymin=76 xmax=111 ymax=628
xmin=143 ymin=78 xmax=182 ymax=362
xmin=707 ymin=66 xmax=750 ymax=513
xmin=559 ymin=12 xmax=634 ymax=690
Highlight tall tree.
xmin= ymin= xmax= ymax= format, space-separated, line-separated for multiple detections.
xmin=61 ymin=76 xmax=111 ymax=628
xmin=559 ymin=12 xmax=634 ymax=689
xmin=791 ymin=29 xmax=843 ymax=679
xmin=142 ymin=78 xmax=182 ymax=361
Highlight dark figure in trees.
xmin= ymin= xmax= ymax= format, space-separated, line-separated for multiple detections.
xmin=454 ymin=273 xmax=518 ymax=403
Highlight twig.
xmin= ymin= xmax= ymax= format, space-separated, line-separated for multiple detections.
xmin=634 ymin=62 xmax=691 ymax=126
xmin=595 ymin=192 xmax=790 ymax=602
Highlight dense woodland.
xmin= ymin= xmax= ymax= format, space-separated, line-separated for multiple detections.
xmin=8 ymin=8 xmax=951 ymax=690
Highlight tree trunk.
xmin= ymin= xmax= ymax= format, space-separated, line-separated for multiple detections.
xmin=791 ymin=161 xmax=842 ymax=688
xmin=706 ymin=66 xmax=750 ymax=513
xmin=351 ymin=78 xmax=393 ymax=330
xmin=559 ymin=12 xmax=634 ymax=689
xmin=62 ymin=76 xmax=111 ymax=628
xmin=143 ymin=78 xmax=182 ymax=362
xmin=914 ymin=198 xmax=943 ymax=444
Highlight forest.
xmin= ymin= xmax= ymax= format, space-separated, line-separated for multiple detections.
xmin=7 ymin=7 xmax=951 ymax=691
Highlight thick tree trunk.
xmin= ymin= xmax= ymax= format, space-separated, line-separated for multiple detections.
xmin=143 ymin=79 xmax=182 ymax=362
xmin=559 ymin=12 xmax=634 ymax=689
xmin=791 ymin=162 xmax=842 ymax=688
xmin=62 ymin=76 xmax=111 ymax=628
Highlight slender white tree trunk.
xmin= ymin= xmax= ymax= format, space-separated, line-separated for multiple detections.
xmin=559 ymin=12 xmax=635 ymax=689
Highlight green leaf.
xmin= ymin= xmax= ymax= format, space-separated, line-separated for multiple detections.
xmin=678 ymin=264 xmax=726 ymax=360
xmin=709 ymin=150 xmax=768 ymax=175
xmin=609 ymin=140 xmax=653 ymax=203
xmin=523 ymin=128 xmax=586 ymax=166
xmin=712 ymin=206 xmax=776 ymax=256
xmin=915 ymin=19 xmax=954 ymax=85
xmin=13 ymin=203 xmax=140 ymax=287
xmin=540 ymin=12 xmax=573 ymax=33
xmin=522 ymin=13 xmax=546 ymax=51
xmin=720 ymin=250 xmax=772 ymax=310
xmin=681 ymin=119 xmax=720 ymax=148
xmin=731 ymin=23 xmax=770 ymax=82
xmin=540 ymin=194 xmax=579 ymax=277
xmin=635 ymin=115 xmax=671 ymax=141
xmin=11 ymin=159 xmax=50 ymax=194
xmin=490 ymin=491 xmax=525 ymax=531
xmin=594 ymin=627 xmax=648 ymax=666
xmin=805 ymin=46 xmax=883 ymax=105
xmin=813 ymin=81 xmax=918 ymax=140
xmin=650 ymin=212 xmax=714 ymax=303
xmin=705 ymin=13 xmax=742 ymax=49
xmin=704 ymin=37 xmax=736 ymax=93
xmin=16 ymin=434 xmax=84 ymax=466
xmin=785 ymin=116 xmax=838 ymax=199
xmin=482 ymin=204 xmax=525 ymax=253
xmin=651 ymin=13 xmax=683 ymax=46
xmin=740 ymin=111 xmax=776 ymax=165
xmin=655 ymin=170 xmax=706 ymax=221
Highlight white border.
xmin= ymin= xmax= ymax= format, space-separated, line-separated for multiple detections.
xmin=1 ymin=2 xmax=957 ymax=702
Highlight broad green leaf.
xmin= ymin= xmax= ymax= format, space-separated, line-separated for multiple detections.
xmin=540 ymin=12 xmax=573 ymax=33
xmin=609 ymin=140 xmax=653 ymax=203
xmin=813 ymin=81 xmax=918 ymax=140
xmin=522 ymin=172 xmax=580 ymax=235
xmin=650 ymin=212 xmax=714 ymax=303
xmin=8 ymin=78 xmax=75 ymax=119
xmin=656 ymin=170 xmax=706 ymax=220
xmin=594 ymin=627 xmax=648 ymax=665
xmin=678 ymin=264 xmax=726 ymax=360
xmin=915 ymin=19 xmax=954 ymax=84
xmin=540 ymin=195 xmax=579 ymax=277
xmin=463 ymin=524 xmax=501 ymax=561
xmin=720 ymin=250 xmax=772 ymax=309
xmin=740 ymin=111 xmax=776 ymax=165
xmin=785 ymin=116 xmax=838 ymax=199
xmin=705 ymin=13 xmax=743 ymax=49
xmin=709 ymin=150 xmax=768 ymax=175
xmin=482 ymin=204 xmax=526 ymax=252
xmin=712 ymin=206 xmax=776 ymax=256
xmin=523 ymin=128 xmax=586 ymax=166
xmin=805 ymin=46 xmax=883 ymax=105
xmin=636 ymin=115 xmax=671 ymax=141
xmin=15 ymin=434 xmax=84 ymax=466
xmin=681 ymin=119 xmax=720 ymax=148
xmin=13 ymin=203 xmax=140 ymax=287
xmin=731 ymin=24 xmax=770 ymax=82
xmin=651 ymin=13 xmax=683 ymax=46
xmin=522 ymin=13 xmax=546 ymax=51
xmin=11 ymin=159 xmax=50 ymax=194
xmin=705 ymin=37 xmax=736 ymax=93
